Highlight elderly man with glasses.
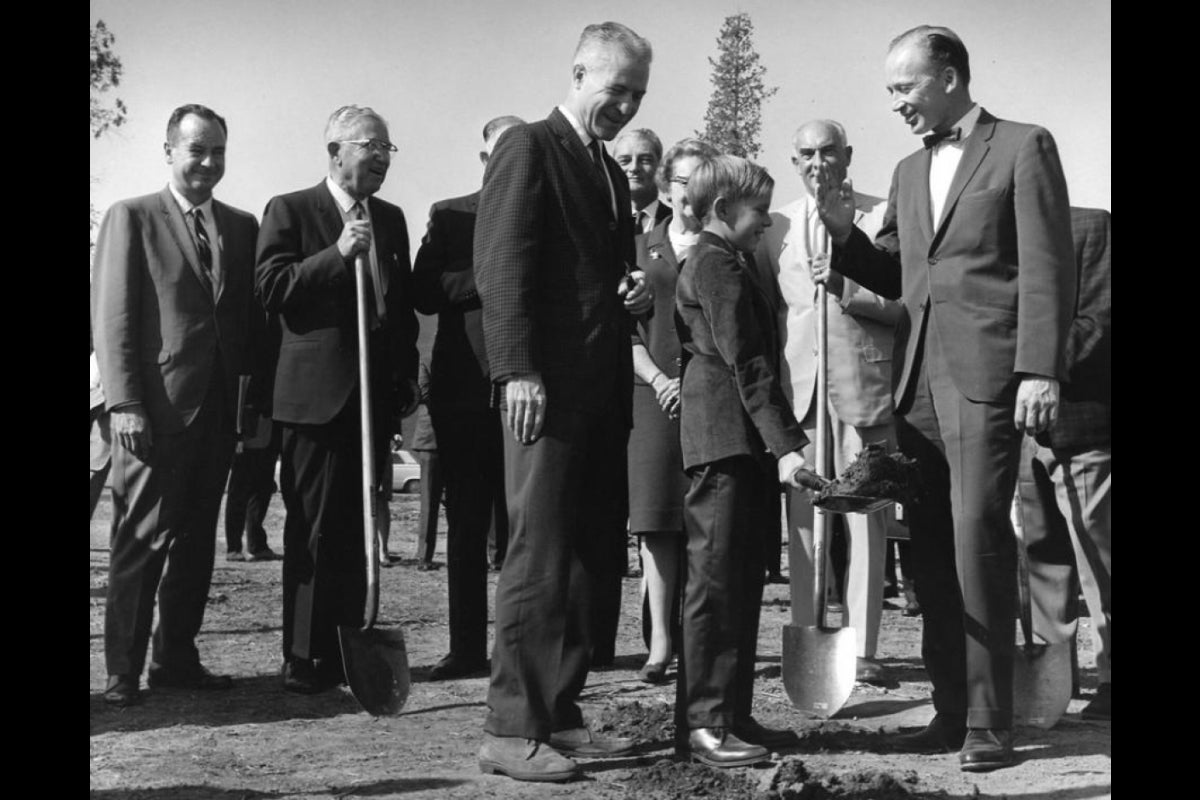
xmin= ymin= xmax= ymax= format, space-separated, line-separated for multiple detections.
xmin=256 ymin=105 xmax=420 ymax=694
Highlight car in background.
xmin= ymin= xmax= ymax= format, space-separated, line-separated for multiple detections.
xmin=391 ymin=449 xmax=422 ymax=493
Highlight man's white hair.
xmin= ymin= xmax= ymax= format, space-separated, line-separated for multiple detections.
xmin=324 ymin=105 xmax=388 ymax=144
xmin=573 ymin=21 xmax=652 ymax=71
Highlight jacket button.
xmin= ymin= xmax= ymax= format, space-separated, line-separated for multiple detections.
xmin=927 ymin=257 xmax=938 ymax=265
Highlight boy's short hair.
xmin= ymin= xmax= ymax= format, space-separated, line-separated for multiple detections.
xmin=686 ymin=154 xmax=774 ymax=222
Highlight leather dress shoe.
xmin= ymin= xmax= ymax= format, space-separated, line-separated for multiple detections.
xmin=104 ymin=674 xmax=141 ymax=706
xmin=856 ymin=656 xmax=889 ymax=685
xmin=688 ymin=727 xmax=769 ymax=768
xmin=549 ymin=726 xmax=635 ymax=758
xmin=429 ymin=653 xmax=489 ymax=681
xmin=478 ymin=734 xmax=580 ymax=782
xmin=959 ymin=728 xmax=1015 ymax=772
xmin=416 ymin=561 xmax=441 ymax=572
xmin=247 ymin=547 xmax=282 ymax=561
xmin=638 ymin=660 xmax=668 ymax=684
xmin=733 ymin=717 xmax=799 ymax=749
xmin=225 ymin=550 xmax=246 ymax=562
xmin=1081 ymin=683 xmax=1110 ymax=721
xmin=147 ymin=663 xmax=233 ymax=691
xmin=281 ymin=658 xmax=336 ymax=694
xmin=892 ymin=714 xmax=967 ymax=753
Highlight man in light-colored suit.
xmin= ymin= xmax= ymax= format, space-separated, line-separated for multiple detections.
xmin=762 ymin=119 xmax=901 ymax=686
xmin=817 ymin=26 xmax=1075 ymax=771
xmin=92 ymin=104 xmax=261 ymax=706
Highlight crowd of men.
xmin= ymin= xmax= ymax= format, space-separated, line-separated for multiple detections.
xmin=91 ymin=18 xmax=1110 ymax=784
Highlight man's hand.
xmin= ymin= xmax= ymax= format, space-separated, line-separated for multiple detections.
xmin=621 ymin=269 xmax=653 ymax=315
xmin=505 ymin=373 xmax=547 ymax=444
xmin=651 ymin=374 xmax=681 ymax=419
xmin=1014 ymin=376 xmax=1060 ymax=434
xmin=778 ymin=449 xmax=828 ymax=490
xmin=814 ymin=165 xmax=856 ymax=245
xmin=810 ymin=253 xmax=845 ymax=296
xmin=398 ymin=378 xmax=420 ymax=418
xmin=336 ymin=219 xmax=373 ymax=259
xmin=111 ymin=406 xmax=153 ymax=461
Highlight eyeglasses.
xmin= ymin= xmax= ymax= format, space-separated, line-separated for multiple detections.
xmin=668 ymin=176 xmax=690 ymax=186
xmin=340 ymin=138 xmax=398 ymax=154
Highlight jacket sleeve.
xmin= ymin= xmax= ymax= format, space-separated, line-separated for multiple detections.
xmin=474 ymin=126 xmax=544 ymax=382
xmin=695 ymin=250 xmax=806 ymax=458
xmin=91 ymin=200 xmax=144 ymax=411
xmin=412 ymin=204 xmax=480 ymax=316
xmin=1065 ymin=208 xmax=1111 ymax=383
xmin=1013 ymin=126 xmax=1076 ymax=380
xmin=255 ymin=193 xmax=352 ymax=314
xmin=832 ymin=166 xmax=904 ymax=301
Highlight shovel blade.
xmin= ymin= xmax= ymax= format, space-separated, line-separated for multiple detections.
xmin=1012 ymin=640 xmax=1073 ymax=729
xmin=338 ymin=624 xmax=411 ymax=716
xmin=781 ymin=624 xmax=857 ymax=718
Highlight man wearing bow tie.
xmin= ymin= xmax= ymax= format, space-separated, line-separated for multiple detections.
xmin=93 ymin=104 xmax=261 ymax=706
xmin=256 ymin=105 xmax=419 ymax=695
xmin=816 ymin=27 xmax=1075 ymax=771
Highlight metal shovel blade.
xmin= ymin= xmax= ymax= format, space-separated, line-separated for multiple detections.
xmin=1012 ymin=640 xmax=1072 ymax=729
xmin=781 ymin=623 xmax=857 ymax=718
xmin=338 ymin=624 xmax=411 ymax=716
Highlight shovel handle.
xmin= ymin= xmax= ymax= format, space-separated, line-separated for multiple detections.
xmin=354 ymin=253 xmax=381 ymax=630
xmin=812 ymin=276 xmax=830 ymax=624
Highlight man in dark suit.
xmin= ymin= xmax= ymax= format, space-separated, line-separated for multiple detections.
xmin=1016 ymin=207 xmax=1111 ymax=721
xmin=614 ymin=127 xmax=671 ymax=236
xmin=93 ymin=104 xmax=260 ymax=706
xmin=473 ymin=22 xmax=654 ymax=783
xmin=816 ymin=26 xmax=1076 ymax=770
xmin=256 ymin=105 xmax=419 ymax=695
xmin=412 ymin=114 xmax=523 ymax=680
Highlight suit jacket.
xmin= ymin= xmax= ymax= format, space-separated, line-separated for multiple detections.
xmin=832 ymin=109 xmax=1076 ymax=409
xmin=632 ymin=218 xmax=684 ymax=383
xmin=1038 ymin=206 xmax=1111 ymax=450
xmin=92 ymin=186 xmax=260 ymax=434
xmin=411 ymin=191 xmax=492 ymax=413
xmin=474 ymin=108 xmax=637 ymax=421
xmin=763 ymin=192 xmax=901 ymax=427
xmin=676 ymin=231 xmax=807 ymax=470
xmin=255 ymin=181 xmax=419 ymax=427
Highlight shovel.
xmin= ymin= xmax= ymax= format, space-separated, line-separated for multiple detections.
xmin=781 ymin=277 xmax=857 ymax=717
xmin=338 ymin=252 xmax=411 ymax=716
xmin=1011 ymin=506 xmax=1071 ymax=729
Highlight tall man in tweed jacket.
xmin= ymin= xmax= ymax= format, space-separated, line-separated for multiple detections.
xmin=473 ymin=21 xmax=654 ymax=783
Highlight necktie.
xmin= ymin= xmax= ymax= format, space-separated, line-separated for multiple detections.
xmin=588 ymin=139 xmax=614 ymax=216
xmin=189 ymin=208 xmax=215 ymax=295
xmin=353 ymin=203 xmax=381 ymax=330
xmin=923 ymin=127 xmax=962 ymax=150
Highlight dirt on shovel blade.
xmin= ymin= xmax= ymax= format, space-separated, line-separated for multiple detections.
xmin=813 ymin=443 xmax=921 ymax=506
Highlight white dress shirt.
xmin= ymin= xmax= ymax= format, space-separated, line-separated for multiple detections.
xmin=558 ymin=104 xmax=617 ymax=218
xmin=325 ymin=176 xmax=388 ymax=322
xmin=168 ymin=183 xmax=222 ymax=298
xmin=928 ymin=103 xmax=982 ymax=229
xmin=634 ymin=199 xmax=661 ymax=235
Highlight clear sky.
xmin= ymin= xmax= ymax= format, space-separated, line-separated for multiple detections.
xmin=90 ymin=0 xmax=1111 ymax=251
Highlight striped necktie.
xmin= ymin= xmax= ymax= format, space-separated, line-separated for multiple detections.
xmin=189 ymin=208 xmax=215 ymax=296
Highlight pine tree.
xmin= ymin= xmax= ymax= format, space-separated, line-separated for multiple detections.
xmin=91 ymin=19 xmax=127 ymax=251
xmin=697 ymin=12 xmax=778 ymax=159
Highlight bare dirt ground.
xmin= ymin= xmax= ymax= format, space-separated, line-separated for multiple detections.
xmin=90 ymin=491 xmax=1110 ymax=800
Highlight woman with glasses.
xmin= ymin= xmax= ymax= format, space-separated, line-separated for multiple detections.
xmin=627 ymin=138 xmax=719 ymax=684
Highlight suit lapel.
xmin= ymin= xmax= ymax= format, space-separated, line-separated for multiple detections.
xmin=366 ymin=196 xmax=391 ymax=298
xmin=158 ymin=186 xmax=214 ymax=303
xmin=315 ymin=181 xmax=345 ymax=247
xmin=548 ymin=109 xmax=615 ymax=220
xmin=210 ymin=200 xmax=231 ymax=306
xmin=911 ymin=151 xmax=936 ymax=244
xmin=934 ymin=110 xmax=995 ymax=243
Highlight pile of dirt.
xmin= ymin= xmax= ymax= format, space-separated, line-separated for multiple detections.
xmin=790 ymin=723 xmax=893 ymax=752
xmin=814 ymin=443 xmax=921 ymax=506
xmin=620 ymin=758 xmax=760 ymax=800
xmin=766 ymin=760 xmax=945 ymax=799
xmin=595 ymin=700 xmax=676 ymax=742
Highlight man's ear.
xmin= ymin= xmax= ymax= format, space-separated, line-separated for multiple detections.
xmin=163 ymin=141 xmax=173 ymax=163
xmin=571 ymin=62 xmax=586 ymax=87
xmin=479 ymin=150 xmax=489 ymax=166
xmin=941 ymin=65 xmax=959 ymax=93
xmin=326 ymin=141 xmax=342 ymax=160
xmin=844 ymin=145 xmax=853 ymax=168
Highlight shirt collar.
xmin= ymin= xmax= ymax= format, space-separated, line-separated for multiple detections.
xmin=637 ymin=198 xmax=659 ymax=218
xmin=167 ymin=183 xmax=214 ymax=220
xmin=557 ymin=104 xmax=594 ymax=149
xmin=943 ymin=103 xmax=982 ymax=144
xmin=324 ymin=175 xmax=370 ymax=216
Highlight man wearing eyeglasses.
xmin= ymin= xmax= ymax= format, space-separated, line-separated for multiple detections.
xmin=256 ymin=105 xmax=420 ymax=695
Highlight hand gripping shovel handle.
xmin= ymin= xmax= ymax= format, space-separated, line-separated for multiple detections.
xmin=354 ymin=253 xmax=381 ymax=630
xmin=812 ymin=281 xmax=830 ymax=625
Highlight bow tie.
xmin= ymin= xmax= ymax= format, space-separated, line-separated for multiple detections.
xmin=923 ymin=127 xmax=962 ymax=150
